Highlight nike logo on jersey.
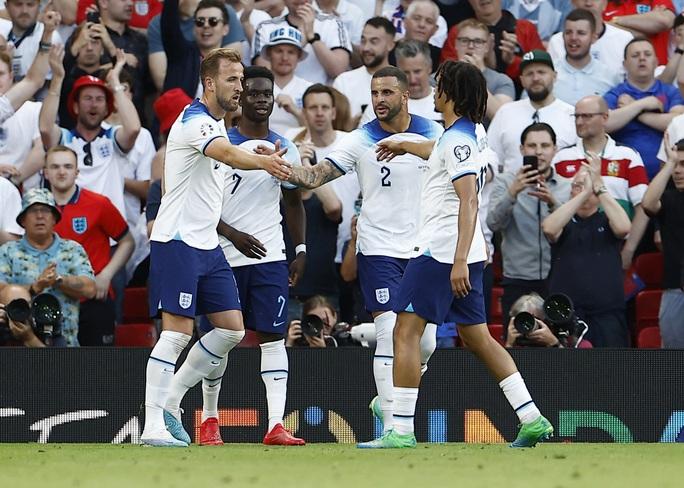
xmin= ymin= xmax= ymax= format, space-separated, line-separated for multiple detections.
xmin=274 ymin=377 xmax=287 ymax=381
xmin=210 ymin=360 xmax=221 ymax=366
xmin=214 ymin=163 xmax=220 ymax=170
xmin=163 ymin=368 xmax=175 ymax=373
xmin=273 ymin=321 xmax=285 ymax=328
xmin=384 ymin=362 xmax=392 ymax=366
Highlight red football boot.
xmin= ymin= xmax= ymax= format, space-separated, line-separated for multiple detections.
xmin=199 ymin=418 xmax=224 ymax=446
xmin=263 ymin=423 xmax=306 ymax=446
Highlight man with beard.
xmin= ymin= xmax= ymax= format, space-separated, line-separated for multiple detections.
xmin=40 ymin=49 xmax=140 ymax=221
xmin=196 ymin=65 xmax=307 ymax=446
xmin=553 ymin=9 xmax=621 ymax=106
xmin=334 ymin=17 xmax=396 ymax=123
xmin=487 ymin=50 xmax=576 ymax=173
xmin=140 ymin=49 xmax=292 ymax=447
xmin=286 ymin=66 xmax=442 ymax=444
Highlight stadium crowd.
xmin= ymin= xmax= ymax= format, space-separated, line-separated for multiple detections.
xmin=0 ymin=0 xmax=682 ymax=350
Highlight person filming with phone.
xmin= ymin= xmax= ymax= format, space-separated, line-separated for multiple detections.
xmin=487 ymin=123 xmax=571 ymax=326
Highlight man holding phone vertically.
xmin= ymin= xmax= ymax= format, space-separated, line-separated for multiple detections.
xmin=486 ymin=122 xmax=571 ymax=327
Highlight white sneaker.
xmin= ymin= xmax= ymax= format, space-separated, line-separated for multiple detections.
xmin=141 ymin=427 xmax=189 ymax=447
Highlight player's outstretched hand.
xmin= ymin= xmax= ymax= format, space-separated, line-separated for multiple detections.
xmin=450 ymin=261 xmax=471 ymax=298
xmin=230 ymin=230 xmax=267 ymax=259
xmin=262 ymin=146 xmax=292 ymax=180
xmin=375 ymin=140 xmax=406 ymax=161
xmin=254 ymin=139 xmax=281 ymax=156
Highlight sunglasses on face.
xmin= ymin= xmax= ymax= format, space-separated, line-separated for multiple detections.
xmin=83 ymin=142 xmax=93 ymax=167
xmin=195 ymin=17 xmax=222 ymax=28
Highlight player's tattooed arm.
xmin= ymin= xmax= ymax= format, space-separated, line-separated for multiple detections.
xmin=287 ymin=159 xmax=344 ymax=189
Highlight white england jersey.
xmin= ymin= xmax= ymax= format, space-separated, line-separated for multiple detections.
xmin=414 ymin=117 xmax=488 ymax=265
xmin=325 ymin=115 xmax=443 ymax=258
xmin=150 ymin=99 xmax=228 ymax=250
xmin=220 ymin=128 xmax=301 ymax=267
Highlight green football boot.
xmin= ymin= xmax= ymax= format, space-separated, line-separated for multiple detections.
xmin=357 ymin=430 xmax=417 ymax=449
xmin=370 ymin=396 xmax=383 ymax=426
xmin=510 ymin=416 xmax=554 ymax=448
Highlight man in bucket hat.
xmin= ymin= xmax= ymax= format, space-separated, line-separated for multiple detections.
xmin=0 ymin=188 xmax=96 ymax=346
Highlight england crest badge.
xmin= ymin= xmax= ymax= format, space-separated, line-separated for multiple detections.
xmin=179 ymin=292 xmax=193 ymax=309
xmin=375 ymin=288 xmax=390 ymax=305
xmin=72 ymin=217 xmax=87 ymax=234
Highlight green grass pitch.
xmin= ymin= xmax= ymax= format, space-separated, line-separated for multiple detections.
xmin=1 ymin=443 xmax=683 ymax=488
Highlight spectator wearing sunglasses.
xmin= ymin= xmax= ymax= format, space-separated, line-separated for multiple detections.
xmin=39 ymin=48 xmax=141 ymax=223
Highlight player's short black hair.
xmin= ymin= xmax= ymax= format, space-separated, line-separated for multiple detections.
xmin=365 ymin=16 xmax=396 ymax=37
xmin=520 ymin=122 xmax=557 ymax=145
xmin=244 ymin=65 xmax=274 ymax=83
xmin=435 ymin=60 xmax=487 ymax=124
xmin=302 ymin=83 xmax=335 ymax=107
xmin=372 ymin=66 xmax=408 ymax=91
xmin=565 ymin=8 xmax=596 ymax=32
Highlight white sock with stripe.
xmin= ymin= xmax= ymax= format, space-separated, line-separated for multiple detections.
xmin=165 ymin=328 xmax=244 ymax=419
xmin=202 ymin=354 xmax=229 ymax=422
xmin=499 ymin=372 xmax=541 ymax=424
xmin=392 ymin=386 xmax=418 ymax=436
xmin=143 ymin=331 xmax=191 ymax=432
xmin=260 ymin=339 xmax=289 ymax=431
xmin=373 ymin=311 xmax=396 ymax=432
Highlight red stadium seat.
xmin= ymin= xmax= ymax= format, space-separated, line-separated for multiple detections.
xmin=115 ymin=323 xmax=158 ymax=347
xmin=633 ymin=253 xmax=664 ymax=289
xmin=637 ymin=327 xmax=661 ymax=348
xmin=123 ymin=287 xmax=151 ymax=323
xmin=492 ymin=253 xmax=503 ymax=285
xmin=488 ymin=324 xmax=504 ymax=345
xmin=635 ymin=290 xmax=662 ymax=335
xmin=490 ymin=286 xmax=503 ymax=324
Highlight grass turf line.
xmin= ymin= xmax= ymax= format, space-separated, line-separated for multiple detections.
xmin=0 ymin=443 xmax=683 ymax=488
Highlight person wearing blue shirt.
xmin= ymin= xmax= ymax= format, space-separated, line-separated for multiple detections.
xmin=604 ymin=38 xmax=684 ymax=180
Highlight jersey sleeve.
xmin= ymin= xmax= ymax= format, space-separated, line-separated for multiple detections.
xmin=281 ymin=138 xmax=302 ymax=190
xmin=627 ymin=151 xmax=649 ymax=206
xmin=182 ymin=115 xmax=226 ymax=155
xmin=318 ymin=17 xmax=351 ymax=52
xmin=100 ymin=196 xmax=130 ymax=241
xmin=443 ymin=130 xmax=480 ymax=181
xmin=323 ymin=130 xmax=366 ymax=174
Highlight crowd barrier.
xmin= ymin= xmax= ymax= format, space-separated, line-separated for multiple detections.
xmin=1 ymin=348 xmax=682 ymax=443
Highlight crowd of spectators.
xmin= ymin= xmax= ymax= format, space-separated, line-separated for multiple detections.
xmin=0 ymin=0 xmax=682 ymax=349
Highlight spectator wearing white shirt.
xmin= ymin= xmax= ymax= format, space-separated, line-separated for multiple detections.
xmin=0 ymin=176 xmax=22 ymax=244
xmin=253 ymin=0 xmax=351 ymax=84
xmin=333 ymin=17 xmax=395 ymax=123
xmin=261 ymin=26 xmax=312 ymax=136
xmin=315 ymin=0 xmax=366 ymax=46
xmin=488 ymin=50 xmax=577 ymax=174
xmin=548 ymin=0 xmax=632 ymax=78
xmin=0 ymin=0 xmax=62 ymax=82
xmin=227 ymin=0 xmax=271 ymax=59
xmin=554 ymin=9 xmax=622 ymax=106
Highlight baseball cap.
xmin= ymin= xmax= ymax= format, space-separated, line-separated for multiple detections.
xmin=261 ymin=26 xmax=308 ymax=60
xmin=16 ymin=188 xmax=61 ymax=227
xmin=154 ymin=88 xmax=193 ymax=135
xmin=67 ymin=75 xmax=114 ymax=120
xmin=520 ymin=50 xmax=554 ymax=73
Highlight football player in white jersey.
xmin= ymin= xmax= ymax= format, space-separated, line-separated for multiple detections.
xmin=196 ymin=66 xmax=307 ymax=446
xmin=141 ymin=48 xmax=292 ymax=447
xmin=286 ymin=66 xmax=442 ymax=443
xmin=365 ymin=61 xmax=554 ymax=449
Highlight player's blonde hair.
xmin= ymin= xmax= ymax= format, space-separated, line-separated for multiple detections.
xmin=200 ymin=48 xmax=243 ymax=88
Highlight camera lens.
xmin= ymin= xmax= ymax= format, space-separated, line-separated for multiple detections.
xmin=300 ymin=314 xmax=324 ymax=337
xmin=513 ymin=311 xmax=537 ymax=335
xmin=32 ymin=293 xmax=62 ymax=326
xmin=6 ymin=298 xmax=31 ymax=323
xmin=544 ymin=294 xmax=574 ymax=323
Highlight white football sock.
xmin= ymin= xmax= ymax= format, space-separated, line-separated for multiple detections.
xmin=419 ymin=323 xmax=437 ymax=376
xmin=165 ymin=328 xmax=244 ymax=419
xmin=392 ymin=386 xmax=418 ymax=436
xmin=499 ymin=372 xmax=541 ymax=424
xmin=143 ymin=331 xmax=191 ymax=432
xmin=202 ymin=354 xmax=229 ymax=422
xmin=260 ymin=339 xmax=289 ymax=431
xmin=373 ymin=311 xmax=396 ymax=432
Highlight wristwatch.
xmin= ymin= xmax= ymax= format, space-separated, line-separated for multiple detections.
xmin=308 ymin=33 xmax=321 ymax=45
xmin=594 ymin=185 xmax=608 ymax=196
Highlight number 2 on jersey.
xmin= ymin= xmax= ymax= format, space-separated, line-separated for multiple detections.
xmin=230 ymin=173 xmax=243 ymax=194
xmin=380 ymin=166 xmax=391 ymax=187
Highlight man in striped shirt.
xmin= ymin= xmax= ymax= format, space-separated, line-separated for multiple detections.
xmin=552 ymin=95 xmax=649 ymax=269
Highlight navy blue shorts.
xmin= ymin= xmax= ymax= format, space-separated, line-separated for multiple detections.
xmin=199 ymin=261 xmax=289 ymax=335
xmin=148 ymin=240 xmax=241 ymax=319
xmin=393 ymin=254 xmax=486 ymax=325
xmin=357 ymin=254 xmax=409 ymax=313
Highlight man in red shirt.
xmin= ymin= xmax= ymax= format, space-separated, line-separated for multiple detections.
xmin=604 ymin=0 xmax=675 ymax=65
xmin=45 ymin=145 xmax=134 ymax=346
xmin=440 ymin=0 xmax=544 ymax=81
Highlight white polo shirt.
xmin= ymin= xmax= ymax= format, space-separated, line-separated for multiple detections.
xmin=271 ymin=75 xmax=312 ymax=136
xmin=548 ymin=23 xmax=632 ymax=79
xmin=0 ymin=100 xmax=41 ymax=189
xmin=0 ymin=19 xmax=62 ymax=81
xmin=333 ymin=66 xmax=372 ymax=119
xmin=488 ymin=97 xmax=577 ymax=173
xmin=253 ymin=13 xmax=352 ymax=84
xmin=554 ymin=56 xmax=622 ymax=106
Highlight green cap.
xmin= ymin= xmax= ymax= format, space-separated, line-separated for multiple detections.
xmin=520 ymin=50 xmax=554 ymax=73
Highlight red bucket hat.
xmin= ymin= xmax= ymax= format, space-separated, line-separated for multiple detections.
xmin=67 ymin=75 xmax=114 ymax=120
xmin=153 ymin=88 xmax=193 ymax=135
